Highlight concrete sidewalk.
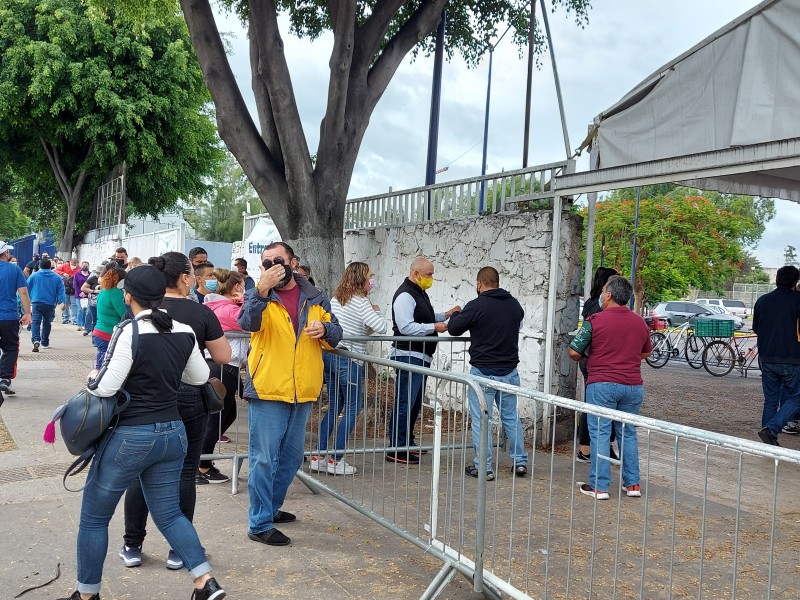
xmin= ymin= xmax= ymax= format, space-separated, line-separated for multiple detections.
xmin=0 ymin=322 xmax=482 ymax=599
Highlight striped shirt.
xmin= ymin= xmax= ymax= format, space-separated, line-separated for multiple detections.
xmin=331 ymin=295 xmax=389 ymax=356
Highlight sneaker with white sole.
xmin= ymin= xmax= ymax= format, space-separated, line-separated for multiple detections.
xmin=32 ymin=341 xmax=39 ymax=352
xmin=166 ymin=548 xmax=184 ymax=570
xmin=327 ymin=458 xmax=357 ymax=475
xmin=782 ymin=420 xmax=800 ymax=435
xmin=625 ymin=484 xmax=642 ymax=497
xmin=309 ymin=455 xmax=327 ymax=472
xmin=0 ymin=379 xmax=15 ymax=395
xmin=579 ymin=483 xmax=609 ymax=500
xmin=119 ymin=544 xmax=142 ymax=567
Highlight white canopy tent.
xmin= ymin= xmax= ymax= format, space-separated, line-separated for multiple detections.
xmin=537 ymin=0 xmax=800 ymax=420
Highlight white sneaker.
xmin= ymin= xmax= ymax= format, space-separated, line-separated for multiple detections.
xmin=327 ymin=458 xmax=357 ymax=475
xmin=309 ymin=456 xmax=327 ymax=472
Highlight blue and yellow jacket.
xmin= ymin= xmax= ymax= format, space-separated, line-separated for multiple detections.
xmin=238 ymin=275 xmax=343 ymax=402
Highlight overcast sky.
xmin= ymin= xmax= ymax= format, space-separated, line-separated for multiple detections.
xmin=212 ymin=0 xmax=793 ymax=268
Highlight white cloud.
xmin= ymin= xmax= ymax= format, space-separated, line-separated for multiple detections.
xmin=212 ymin=0 xmax=798 ymax=268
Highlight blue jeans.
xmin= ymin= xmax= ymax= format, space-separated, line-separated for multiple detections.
xmin=586 ymin=382 xmax=644 ymax=493
xmin=320 ymin=354 xmax=364 ymax=459
xmin=94 ymin=337 xmax=110 ymax=369
xmin=71 ymin=296 xmax=83 ymax=327
xmin=124 ymin=384 xmax=208 ymax=546
xmin=61 ymin=300 xmax=71 ymax=323
xmin=389 ymin=355 xmax=429 ymax=448
xmin=84 ymin=304 xmax=97 ymax=334
xmin=30 ymin=302 xmax=55 ymax=345
xmin=248 ymin=399 xmax=312 ymax=535
xmin=76 ymin=420 xmax=211 ymax=594
xmin=761 ymin=362 xmax=800 ymax=434
xmin=468 ymin=367 xmax=528 ymax=470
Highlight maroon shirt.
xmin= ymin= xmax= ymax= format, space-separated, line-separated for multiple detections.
xmin=585 ymin=306 xmax=652 ymax=386
xmin=275 ymin=283 xmax=301 ymax=336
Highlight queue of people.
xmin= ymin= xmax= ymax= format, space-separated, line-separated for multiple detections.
xmin=0 ymin=236 xmax=675 ymax=597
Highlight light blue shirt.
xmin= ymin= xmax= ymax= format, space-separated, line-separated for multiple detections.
xmin=391 ymin=291 xmax=445 ymax=362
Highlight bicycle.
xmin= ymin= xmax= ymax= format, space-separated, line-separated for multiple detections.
xmin=697 ymin=319 xmax=738 ymax=376
xmin=646 ymin=320 xmax=705 ymax=369
xmin=700 ymin=332 xmax=758 ymax=377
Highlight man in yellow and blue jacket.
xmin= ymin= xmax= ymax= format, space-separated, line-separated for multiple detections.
xmin=238 ymin=241 xmax=342 ymax=547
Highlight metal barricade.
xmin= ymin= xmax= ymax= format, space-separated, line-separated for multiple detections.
xmin=302 ymin=345 xmax=494 ymax=597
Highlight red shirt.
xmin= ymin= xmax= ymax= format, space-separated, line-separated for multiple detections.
xmin=585 ymin=306 xmax=652 ymax=386
xmin=55 ymin=264 xmax=80 ymax=276
xmin=275 ymin=283 xmax=301 ymax=336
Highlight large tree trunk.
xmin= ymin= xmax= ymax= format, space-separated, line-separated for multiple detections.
xmin=40 ymin=138 xmax=91 ymax=256
xmin=180 ymin=0 xmax=448 ymax=294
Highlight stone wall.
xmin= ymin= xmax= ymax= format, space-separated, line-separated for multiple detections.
xmin=343 ymin=209 xmax=582 ymax=427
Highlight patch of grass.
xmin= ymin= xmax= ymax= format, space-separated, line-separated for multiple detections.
xmin=0 ymin=414 xmax=16 ymax=451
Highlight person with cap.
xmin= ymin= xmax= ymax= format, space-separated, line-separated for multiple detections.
xmin=120 ymin=252 xmax=230 ymax=571
xmin=57 ymin=265 xmax=226 ymax=600
xmin=26 ymin=258 xmax=67 ymax=352
xmin=0 ymin=241 xmax=31 ymax=394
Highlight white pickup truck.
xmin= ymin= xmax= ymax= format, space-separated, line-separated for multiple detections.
xmin=696 ymin=298 xmax=748 ymax=317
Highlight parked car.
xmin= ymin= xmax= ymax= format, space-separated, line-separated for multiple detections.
xmin=696 ymin=298 xmax=749 ymax=317
xmin=701 ymin=303 xmax=744 ymax=330
xmin=651 ymin=301 xmax=740 ymax=329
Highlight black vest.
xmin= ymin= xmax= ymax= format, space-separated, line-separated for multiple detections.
xmin=392 ymin=277 xmax=439 ymax=355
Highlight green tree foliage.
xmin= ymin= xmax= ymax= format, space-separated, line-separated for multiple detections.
xmin=98 ymin=0 xmax=591 ymax=290
xmin=586 ymin=194 xmax=753 ymax=311
xmin=0 ymin=201 xmax=31 ymax=240
xmin=0 ymin=0 xmax=222 ymax=253
xmin=183 ymin=151 xmax=258 ymax=243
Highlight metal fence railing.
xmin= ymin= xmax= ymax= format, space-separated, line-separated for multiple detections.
xmin=200 ymin=332 xmax=800 ymax=599
xmin=343 ymin=161 xmax=573 ymax=230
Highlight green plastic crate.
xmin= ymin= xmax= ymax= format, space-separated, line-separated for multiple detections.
xmin=694 ymin=318 xmax=734 ymax=338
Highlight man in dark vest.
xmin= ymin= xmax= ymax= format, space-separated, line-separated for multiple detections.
xmin=388 ymin=257 xmax=460 ymax=464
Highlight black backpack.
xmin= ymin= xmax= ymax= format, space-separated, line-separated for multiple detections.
xmin=65 ymin=274 xmax=75 ymax=295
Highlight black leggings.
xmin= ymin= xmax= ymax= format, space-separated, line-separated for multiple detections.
xmin=199 ymin=362 xmax=239 ymax=469
xmin=578 ymin=359 xmax=616 ymax=447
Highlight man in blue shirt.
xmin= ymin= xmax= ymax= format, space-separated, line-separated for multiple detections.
xmin=26 ymin=258 xmax=66 ymax=353
xmin=0 ymin=242 xmax=31 ymax=395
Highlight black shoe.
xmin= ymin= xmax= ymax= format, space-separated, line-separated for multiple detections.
xmin=273 ymin=510 xmax=296 ymax=524
xmin=514 ymin=465 xmax=528 ymax=477
xmin=385 ymin=451 xmax=420 ymax=464
xmin=758 ymin=427 xmax=780 ymax=446
xmin=32 ymin=341 xmax=39 ymax=352
xmin=197 ymin=465 xmax=230 ymax=484
xmin=248 ymin=528 xmax=290 ymax=546
xmin=191 ymin=577 xmax=226 ymax=600
xmin=464 ymin=464 xmax=495 ymax=481
xmin=576 ymin=450 xmax=591 ymax=463
xmin=58 ymin=592 xmax=100 ymax=600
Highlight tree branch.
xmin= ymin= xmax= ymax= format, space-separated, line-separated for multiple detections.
xmin=249 ymin=20 xmax=283 ymax=168
xmin=249 ymin=0 xmax=313 ymax=196
xmin=39 ymin=138 xmax=72 ymax=202
xmin=179 ymin=0 xmax=288 ymax=212
xmin=358 ymin=0 xmax=407 ymax=60
xmin=366 ymin=1 xmax=447 ymax=112
xmin=317 ymin=2 xmax=356 ymax=170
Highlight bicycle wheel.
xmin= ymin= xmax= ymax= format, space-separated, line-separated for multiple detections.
xmin=702 ymin=340 xmax=736 ymax=376
xmin=684 ymin=334 xmax=705 ymax=369
xmin=646 ymin=332 xmax=669 ymax=368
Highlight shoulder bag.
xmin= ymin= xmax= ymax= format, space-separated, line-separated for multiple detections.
xmin=43 ymin=319 xmax=139 ymax=490
xmin=201 ymin=377 xmax=226 ymax=414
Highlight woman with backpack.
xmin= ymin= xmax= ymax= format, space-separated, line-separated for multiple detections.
xmin=58 ymin=265 xmax=226 ymax=600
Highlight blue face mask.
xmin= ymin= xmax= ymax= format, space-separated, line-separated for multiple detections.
xmin=205 ymin=279 xmax=218 ymax=293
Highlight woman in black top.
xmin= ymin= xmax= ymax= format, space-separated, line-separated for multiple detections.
xmin=121 ymin=253 xmax=231 ymax=570
xmin=59 ymin=265 xmax=225 ymax=600
xmin=578 ymin=267 xmax=619 ymax=460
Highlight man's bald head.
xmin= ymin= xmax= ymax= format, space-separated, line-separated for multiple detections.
xmin=410 ymin=257 xmax=433 ymax=278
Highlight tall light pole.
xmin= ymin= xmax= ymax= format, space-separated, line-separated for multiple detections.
xmin=424 ymin=10 xmax=447 ymax=221
xmin=479 ymin=22 xmax=514 ymax=212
